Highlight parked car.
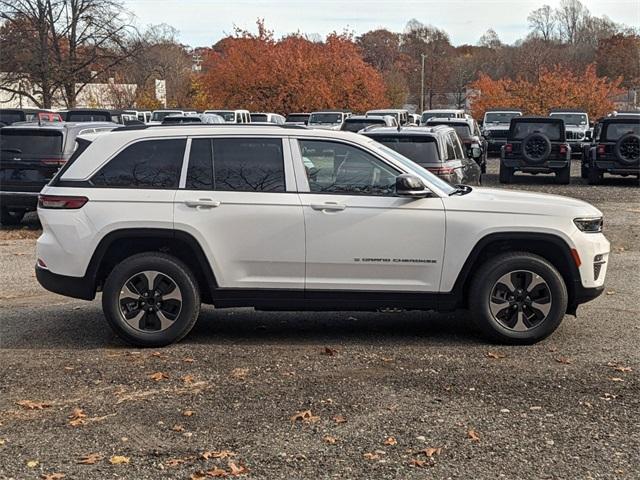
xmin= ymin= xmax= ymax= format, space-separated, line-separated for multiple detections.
xmin=203 ymin=110 xmax=251 ymax=123
xmin=34 ymin=124 xmax=609 ymax=346
xmin=549 ymin=109 xmax=590 ymax=159
xmin=308 ymin=111 xmax=351 ymax=130
xmin=482 ymin=109 xmax=523 ymax=153
xmin=0 ymin=121 xmax=117 ymax=225
xmin=583 ymin=116 xmax=640 ymax=185
xmin=284 ymin=113 xmax=311 ymax=125
xmin=0 ymin=108 xmax=62 ymax=125
xmin=149 ymin=110 xmax=189 ymax=124
xmin=421 ymin=109 xmax=465 ymax=124
xmin=341 ymin=115 xmax=397 ymax=132
xmin=608 ymin=110 xmax=640 ymax=117
xmin=424 ymin=117 xmax=487 ymax=173
xmin=250 ymin=113 xmax=286 ymax=124
xmin=499 ymin=116 xmax=571 ymax=184
xmin=363 ymin=125 xmax=481 ymax=185
xmin=408 ymin=113 xmax=421 ymax=126
xmin=365 ymin=109 xmax=409 ymax=125
xmin=161 ymin=114 xmax=225 ymax=125
xmin=124 ymin=110 xmax=152 ymax=123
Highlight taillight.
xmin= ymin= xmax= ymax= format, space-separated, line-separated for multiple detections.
xmin=38 ymin=195 xmax=88 ymax=209
xmin=504 ymin=143 xmax=513 ymax=153
xmin=597 ymin=144 xmax=606 ymax=155
xmin=559 ymin=144 xmax=568 ymax=154
xmin=429 ymin=166 xmax=456 ymax=175
xmin=40 ymin=158 xmax=66 ymax=166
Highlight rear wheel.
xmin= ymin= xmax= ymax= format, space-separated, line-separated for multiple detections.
xmin=588 ymin=167 xmax=602 ymax=185
xmin=468 ymin=252 xmax=568 ymax=344
xmin=102 ymin=252 xmax=200 ymax=347
xmin=555 ymin=165 xmax=570 ymax=184
xmin=499 ymin=163 xmax=513 ymax=184
xmin=0 ymin=207 xmax=25 ymax=226
xmin=580 ymin=163 xmax=589 ymax=179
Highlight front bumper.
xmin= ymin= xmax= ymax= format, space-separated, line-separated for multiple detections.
xmin=0 ymin=191 xmax=39 ymax=211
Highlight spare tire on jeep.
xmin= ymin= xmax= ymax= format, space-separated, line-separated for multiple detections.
xmin=521 ymin=133 xmax=552 ymax=164
xmin=614 ymin=133 xmax=640 ymax=166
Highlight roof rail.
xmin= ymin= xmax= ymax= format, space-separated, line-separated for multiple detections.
xmin=111 ymin=123 xmax=309 ymax=133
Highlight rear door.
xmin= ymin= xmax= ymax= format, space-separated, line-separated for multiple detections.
xmin=173 ymin=136 xmax=305 ymax=289
xmin=0 ymin=129 xmax=66 ymax=195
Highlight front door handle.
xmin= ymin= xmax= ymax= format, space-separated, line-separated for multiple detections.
xmin=310 ymin=202 xmax=346 ymax=211
xmin=184 ymin=198 xmax=221 ymax=208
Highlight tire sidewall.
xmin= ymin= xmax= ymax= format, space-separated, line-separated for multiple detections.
xmin=471 ymin=255 xmax=568 ymax=343
xmin=614 ymin=133 xmax=640 ymax=166
xmin=522 ymin=133 xmax=552 ymax=164
xmin=102 ymin=254 xmax=200 ymax=347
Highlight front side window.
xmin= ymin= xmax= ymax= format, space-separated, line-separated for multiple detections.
xmin=92 ymin=139 xmax=185 ymax=188
xmin=444 ymin=134 xmax=456 ymax=160
xmin=213 ymin=138 xmax=285 ymax=192
xmin=450 ymin=132 xmax=465 ymax=158
xmin=299 ymin=139 xmax=398 ymax=196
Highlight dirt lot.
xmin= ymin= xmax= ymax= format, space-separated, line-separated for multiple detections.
xmin=1 ymin=158 xmax=638 ymax=480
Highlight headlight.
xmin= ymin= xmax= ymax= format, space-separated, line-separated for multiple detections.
xmin=574 ymin=217 xmax=603 ymax=233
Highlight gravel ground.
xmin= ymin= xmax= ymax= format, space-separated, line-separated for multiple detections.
xmin=0 ymin=158 xmax=638 ymax=480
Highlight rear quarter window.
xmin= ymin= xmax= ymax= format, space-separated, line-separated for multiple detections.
xmin=603 ymin=123 xmax=640 ymax=141
xmin=92 ymin=138 xmax=186 ymax=188
xmin=511 ymin=122 xmax=563 ymax=141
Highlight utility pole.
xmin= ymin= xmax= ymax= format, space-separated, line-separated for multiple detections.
xmin=420 ymin=53 xmax=426 ymax=113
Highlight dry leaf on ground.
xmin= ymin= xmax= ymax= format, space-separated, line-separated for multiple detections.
xmin=166 ymin=458 xmax=188 ymax=467
xmin=228 ymin=462 xmax=249 ymax=476
xmin=41 ymin=474 xmax=65 ymax=480
xmin=332 ymin=414 xmax=347 ymax=424
xmin=291 ymin=409 xmax=320 ymax=424
xmin=613 ymin=366 xmax=632 ymax=373
xmin=17 ymin=400 xmax=51 ymax=410
xmin=467 ymin=429 xmax=480 ymax=442
xmin=149 ymin=371 xmax=169 ymax=381
xmin=410 ymin=458 xmax=428 ymax=468
xmin=383 ymin=436 xmax=397 ymax=446
xmin=321 ymin=347 xmax=338 ymax=356
xmin=183 ymin=410 xmax=195 ymax=417
xmin=206 ymin=466 xmax=228 ymax=477
xmin=109 ymin=455 xmax=130 ymax=465
xmin=363 ymin=452 xmax=380 ymax=461
xmin=26 ymin=460 xmax=39 ymax=468
xmin=230 ymin=368 xmax=249 ymax=379
xmin=182 ymin=374 xmax=196 ymax=384
xmin=202 ymin=450 xmax=236 ymax=460
xmin=77 ymin=453 xmax=102 ymax=465
xmin=486 ymin=351 xmax=506 ymax=359
xmin=68 ymin=408 xmax=87 ymax=427
xmin=324 ymin=435 xmax=337 ymax=444
xmin=555 ymin=356 xmax=572 ymax=364
xmin=417 ymin=447 xmax=442 ymax=457
xmin=172 ymin=424 xmax=185 ymax=432
xmin=609 ymin=377 xmax=624 ymax=382
xmin=190 ymin=472 xmax=207 ymax=480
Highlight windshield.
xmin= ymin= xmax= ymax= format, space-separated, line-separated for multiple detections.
xmin=422 ymin=111 xmax=458 ymax=122
xmin=67 ymin=112 xmax=109 ymax=122
xmin=512 ymin=122 xmax=563 ymax=141
xmin=162 ymin=116 xmax=200 ymax=124
xmin=0 ymin=130 xmax=63 ymax=156
xmin=550 ymin=113 xmax=588 ymax=126
xmin=368 ymin=111 xmax=398 ymax=119
xmin=309 ymin=113 xmax=343 ymax=125
xmin=604 ymin=123 xmax=640 ymax=141
xmin=342 ymin=119 xmax=384 ymax=132
xmin=370 ymin=141 xmax=456 ymax=195
xmin=286 ymin=114 xmax=309 ymax=123
xmin=251 ymin=114 xmax=268 ymax=122
xmin=484 ymin=112 xmax=521 ymax=124
xmin=207 ymin=111 xmax=236 ymax=122
xmin=151 ymin=111 xmax=181 ymax=121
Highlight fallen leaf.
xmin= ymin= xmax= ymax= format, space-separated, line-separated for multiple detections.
xmin=17 ymin=400 xmax=51 ymax=410
xmin=206 ymin=466 xmax=228 ymax=477
xmin=363 ymin=452 xmax=380 ymax=461
xmin=150 ymin=351 xmax=164 ymax=358
xmin=555 ymin=356 xmax=572 ymax=364
xmin=183 ymin=358 xmax=195 ymax=363
xmin=0 ymin=439 xmax=5 ymax=445
xmin=606 ymin=290 xmax=616 ymax=295
xmin=166 ymin=458 xmax=187 ymax=467
xmin=230 ymin=368 xmax=248 ymax=379
xmin=183 ymin=410 xmax=195 ymax=417
xmin=324 ymin=435 xmax=337 ymax=444
xmin=182 ymin=374 xmax=196 ymax=384
xmin=149 ymin=372 xmax=169 ymax=381
xmin=410 ymin=458 xmax=428 ymax=468
xmin=109 ymin=455 xmax=130 ymax=465
xmin=190 ymin=472 xmax=207 ymax=480
xmin=467 ymin=429 xmax=480 ymax=442
xmin=332 ymin=414 xmax=347 ymax=424
xmin=172 ymin=424 xmax=185 ymax=432
xmin=41 ymin=474 xmax=65 ymax=480
xmin=291 ymin=409 xmax=320 ymax=424
xmin=418 ymin=447 xmax=442 ymax=457
xmin=77 ymin=453 xmax=102 ymax=465
xmin=613 ymin=366 xmax=632 ymax=373
xmin=609 ymin=377 xmax=624 ymax=382
xmin=383 ymin=436 xmax=397 ymax=446
xmin=228 ymin=462 xmax=248 ymax=476
xmin=529 ymin=406 xmax=543 ymax=411
xmin=321 ymin=347 xmax=338 ymax=356
xmin=68 ymin=408 xmax=87 ymax=427
xmin=381 ymin=357 xmax=394 ymax=362
xmin=202 ymin=450 xmax=236 ymax=460
xmin=486 ymin=351 xmax=506 ymax=359
xmin=27 ymin=460 xmax=39 ymax=468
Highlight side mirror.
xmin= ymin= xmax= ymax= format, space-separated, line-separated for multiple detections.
xmin=584 ymin=131 xmax=592 ymax=141
xmin=396 ymin=174 xmax=430 ymax=198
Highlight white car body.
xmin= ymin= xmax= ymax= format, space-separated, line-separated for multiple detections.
xmin=421 ymin=109 xmax=466 ymax=124
xmin=203 ymin=110 xmax=251 ymax=123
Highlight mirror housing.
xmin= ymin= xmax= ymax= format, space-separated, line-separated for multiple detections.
xmin=396 ymin=174 xmax=430 ymax=198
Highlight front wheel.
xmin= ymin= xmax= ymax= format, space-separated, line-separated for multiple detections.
xmin=468 ymin=252 xmax=568 ymax=344
xmin=555 ymin=165 xmax=570 ymax=184
xmin=102 ymin=252 xmax=200 ymax=347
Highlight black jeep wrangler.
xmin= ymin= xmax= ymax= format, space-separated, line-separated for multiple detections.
xmin=584 ymin=116 xmax=640 ymax=185
xmin=499 ymin=117 xmax=571 ymax=184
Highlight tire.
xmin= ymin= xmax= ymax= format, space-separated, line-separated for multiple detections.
xmin=499 ymin=163 xmax=513 ymax=183
xmin=588 ymin=167 xmax=602 ymax=185
xmin=102 ymin=252 xmax=201 ymax=347
xmin=555 ymin=165 xmax=570 ymax=184
xmin=468 ymin=252 xmax=568 ymax=344
xmin=580 ymin=163 xmax=588 ymax=179
xmin=614 ymin=133 xmax=640 ymax=166
xmin=0 ymin=207 xmax=25 ymax=226
xmin=521 ymin=133 xmax=552 ymax=164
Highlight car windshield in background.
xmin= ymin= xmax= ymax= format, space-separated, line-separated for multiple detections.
xmin=512 ymin=122 xmax=562 ymax=141
xmin=162 ymin=116 xmax=201 ymax=124
xmin=151 ymin=111 xmax=182 ymax=122
xmin=67 ymin=113 xmax=109 ymax=122
xmin=604 ymin=123 xmax=640 ymax=141
xmin=208 ymin=111 xmax=236 ymax=122
xmin=429 ymin=123 xmax=471 ymax=139
xmin=309 ymin=113 xmax=342 ymax=124
xmin=250 ymin=114 xmax=268 ymax=122
xmin=371 ymin=136 xmax=440 ymax=165
xmin=342 ymin=120 xmax=384 ymax=132
xmin=0 ymin=130 xmax=63 ymax=156
xmin=485 ymin=112 xmax=520 ymax=124
xmin=422 ymin=111 xmax=455 ymax=122
xmin=0 ymin=112 xmax=25 ymax=124
xmin=285 ymin=114 xmax=309 ymax=123
xmin=550 ymin=113 xmax=588 ymax=126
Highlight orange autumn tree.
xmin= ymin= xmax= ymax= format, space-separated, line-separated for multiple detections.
xmin=196 ymin=21 xmax=389 ymax=113
xmin=470 ymin=64 xmax=623 ymax=120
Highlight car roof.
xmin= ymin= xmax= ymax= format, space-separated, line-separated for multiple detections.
xmin=367 ymin=109 xmax=407 ymax=113
xmin=484 ymin=108 xmax=522 ymax=113
xmin=362 ymin=125 xmax=450 ymax=136
xmin=346 ymin=115 xmax=385 ymax=120
xmin=425 ymin=118 xmax=471 ymax=126
xmin=513 ymin=116 xmax=563 ymax=122
xmin=1 ymin=121 xmax=117 ymax=131
xmin=601 ymin=116 xmax=640 ymax=124
xmin=549 ymin=109 xmax=588 ymax=114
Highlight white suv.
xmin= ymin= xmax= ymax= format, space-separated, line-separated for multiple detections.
xmin=36 ymin=125 xmax=610 ymax=346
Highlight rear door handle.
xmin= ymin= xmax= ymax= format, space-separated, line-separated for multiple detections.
xmin=310 ymin=202 xmax=346 ymax=211
xmin=184 ymin=198 xmax=220 ymax=208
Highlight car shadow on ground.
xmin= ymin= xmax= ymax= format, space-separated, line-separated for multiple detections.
xmin=483 ymin=171 xmax=639 ymax=187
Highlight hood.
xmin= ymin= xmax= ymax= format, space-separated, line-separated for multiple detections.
xmin=443 ymin=187 xmax=602 ymax=218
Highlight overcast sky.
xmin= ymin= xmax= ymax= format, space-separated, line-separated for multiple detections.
xmin=125 ymin=0 xmax=639 ymax=47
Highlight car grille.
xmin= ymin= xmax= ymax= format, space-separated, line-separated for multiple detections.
xmin=489 ymin=130 xmax=508 ymax=139
xmin=566 ymin=131 xmax=584 ymax=140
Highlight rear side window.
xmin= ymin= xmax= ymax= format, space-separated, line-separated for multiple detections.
xmin=371 ymin=136 xmax=440 ymax=165
xmin=0 ymin=130 xmax=63 ymax=157
xmin=186 ymin=138 xmax=213 ymax=190
xmin=92 ymin=139 xmax=185 ymax=188
xmin=213 ymin=138 xmax=285 ymax=192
